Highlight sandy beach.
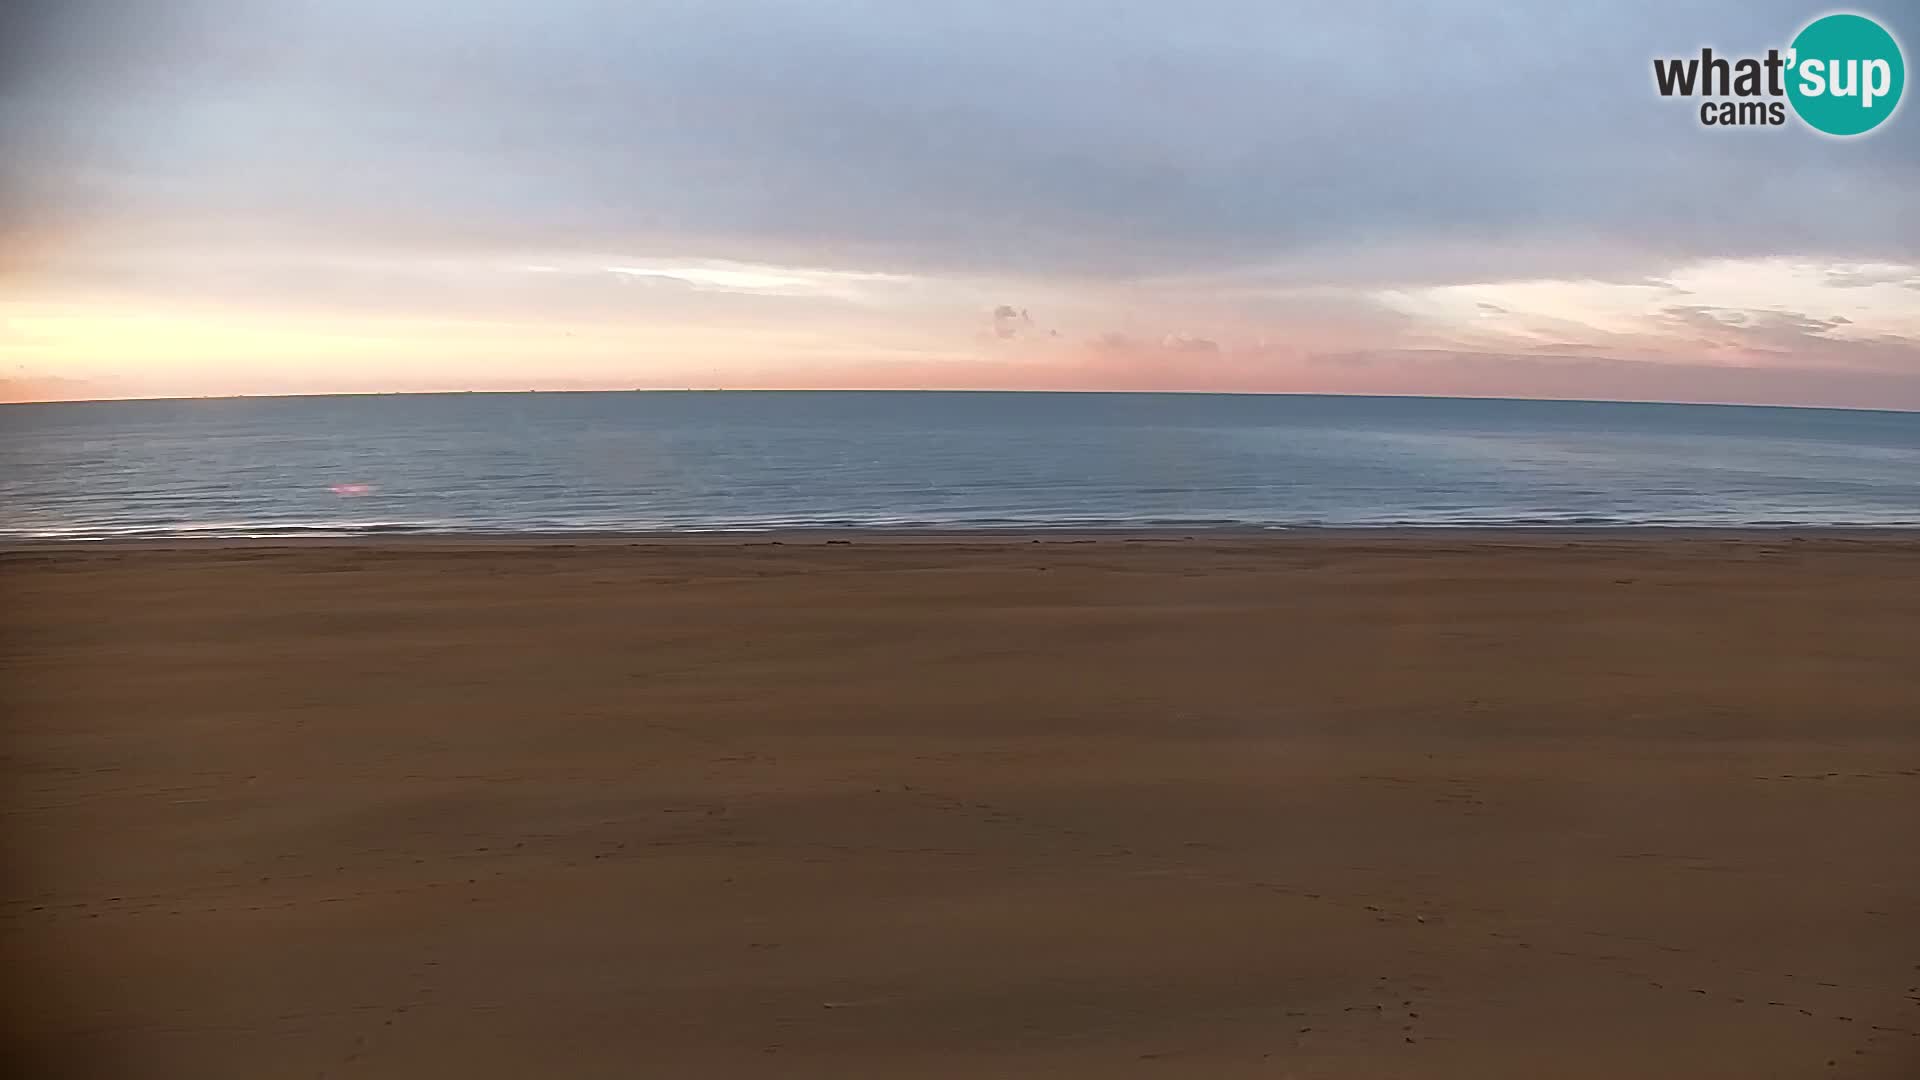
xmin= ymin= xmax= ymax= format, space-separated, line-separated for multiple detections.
xmin=5 ymin=533 xmax=1919 ymax=1078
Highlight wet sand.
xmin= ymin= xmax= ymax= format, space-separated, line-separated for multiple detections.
xmin=5 ymin=534 xmax=1920 ymax=1077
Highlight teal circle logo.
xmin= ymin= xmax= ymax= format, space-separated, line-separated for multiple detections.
xmin=1787 ymin=13 xmax=1905 ymax=136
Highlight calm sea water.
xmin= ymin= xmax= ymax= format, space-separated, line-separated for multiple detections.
xmin=3 ymin=391 xmax=1919 ymax=538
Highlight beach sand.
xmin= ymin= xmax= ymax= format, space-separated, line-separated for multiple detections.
xmin=5 ymin=534 xmax=1919 ymax=1077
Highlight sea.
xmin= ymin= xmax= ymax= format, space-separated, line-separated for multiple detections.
xmin=3 ymin=391 xmax=1919 ymax=539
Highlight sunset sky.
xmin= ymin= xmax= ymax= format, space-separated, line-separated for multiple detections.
xmin=3 ymin=1 xmax=1917 ymax=407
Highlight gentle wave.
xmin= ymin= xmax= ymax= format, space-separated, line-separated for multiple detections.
xmin=5 ymin=391 xmax=1918 ymax=540
xmin=11 ymin=512 xmax=1920 ymax=542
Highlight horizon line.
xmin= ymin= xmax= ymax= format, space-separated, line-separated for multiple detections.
xmin=4 ymin=386 xmax=1919 ymax=417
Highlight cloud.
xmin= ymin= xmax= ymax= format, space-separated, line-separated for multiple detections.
xmin=1822 ymin=265 xmax=1920 ymax=290
xmin=3 ymin=2 xmax=1918 ymax=405
xmin=990 ymin=304 xmax=1034 ymax=339
xmin=5 ymin=1 xmax=1916 ymax=287
xmin=1661 ymin=305 xmax=1851 ymax=342
xmin=1647 ymin=305 xmax=1920 ymax=370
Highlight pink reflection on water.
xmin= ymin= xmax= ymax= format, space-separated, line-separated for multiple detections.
xmin=330 ymin=483 xmax=376 ymax=497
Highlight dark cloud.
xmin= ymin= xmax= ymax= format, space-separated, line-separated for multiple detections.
xmin=1663 ymin=306 xmax=1851 ymax=335
xmin=990 ymin=305 xmax=1035 ymax=339
xmin=1652 ymin=306 xmax=1920 ymax=370
xmin=5 ymin=1 xmax=1915 ymax=286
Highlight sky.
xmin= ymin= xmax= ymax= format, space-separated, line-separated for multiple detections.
xmin=2 ymin=0 xmax=1917 ymax=407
